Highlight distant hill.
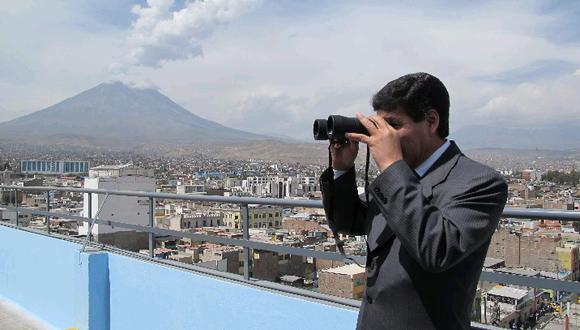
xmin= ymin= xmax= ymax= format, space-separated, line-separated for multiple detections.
xmin=451 ymin=124 xmax=580 ymax=150
xmin=0 ymin=82 xmax=265 ymax=147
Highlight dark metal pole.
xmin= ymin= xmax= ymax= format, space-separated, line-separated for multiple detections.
xmin=241 ymin=204 xmax=250 ymax=280
xmin=149 ymin=197 xmax=154 ymax=258
xmin=45 ymin=191 xmax=50 ymax=233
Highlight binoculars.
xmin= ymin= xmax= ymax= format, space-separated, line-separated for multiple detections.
xmin=313 ymin=115 xmax=368 ymax=141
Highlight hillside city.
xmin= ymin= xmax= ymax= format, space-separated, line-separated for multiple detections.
xmin=1 ymin=144 xmax=580 ymax=329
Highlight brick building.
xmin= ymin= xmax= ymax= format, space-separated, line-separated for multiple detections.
xmin=318 ymin=264 xmax=365 ymax=300
xmin=488 ymin=229 xmax=580 ymax=277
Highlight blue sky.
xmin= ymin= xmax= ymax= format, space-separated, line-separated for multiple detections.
xmin=1 ymin=0 xmax=579 ymax=140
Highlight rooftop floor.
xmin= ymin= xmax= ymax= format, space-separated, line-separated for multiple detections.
xmin=0 ymin=300 xmax=52 ymax=330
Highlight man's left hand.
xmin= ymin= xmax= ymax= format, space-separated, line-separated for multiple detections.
xmin=345 ymin=113 xmax=403 ymax=173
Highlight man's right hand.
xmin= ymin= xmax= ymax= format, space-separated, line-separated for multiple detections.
xmin=330 ymin=139 xmax=359 ymax=170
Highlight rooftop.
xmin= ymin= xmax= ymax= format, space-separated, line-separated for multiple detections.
xmin=487 ymin=286 xmax=529 ymax=300
xmin=321 ymin=263 xmax=365 ymax=276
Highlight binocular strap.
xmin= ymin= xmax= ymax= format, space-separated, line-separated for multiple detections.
xmin=326 ymin=144 xmax=369 ymax=268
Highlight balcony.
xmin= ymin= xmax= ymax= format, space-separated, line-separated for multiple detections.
xmin=1 ymin=185 xmax=580 ymax=329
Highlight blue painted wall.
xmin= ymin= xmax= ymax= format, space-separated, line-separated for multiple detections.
xmin=108 ymin=254 xmax=358 ymax=330
xmin=0 ymin=225 xmax=358 ymax=330
xmin=0 ymin=226 xmax=109 ymax=329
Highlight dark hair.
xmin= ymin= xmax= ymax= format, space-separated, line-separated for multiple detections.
xmin=372 ymin=72 xmax=449 ymax=138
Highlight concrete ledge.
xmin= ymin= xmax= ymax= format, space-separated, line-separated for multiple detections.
xmin=0 ymin=224 xmax=358 ymax=330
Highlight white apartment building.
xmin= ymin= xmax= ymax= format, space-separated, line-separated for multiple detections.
xmin=80 ymin=164 xmax=155 ymax=237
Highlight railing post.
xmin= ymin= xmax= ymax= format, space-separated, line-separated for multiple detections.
xmin=149 ymin=197 xmax=154 ymax=258
xmin=87 ymin=192 xmax=92 ymax=241
xmin=45 ymin=190 xmax=50 ymax=233
xmin=241 ymin=204 xmax=250 ymax=280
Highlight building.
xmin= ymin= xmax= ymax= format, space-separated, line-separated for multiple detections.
xmin=176 ymin=184 xmax=205 ymax=195
xmin=318 ymin=264 xmax=366 ymax=300
xmin=88 ymin=164 xmax=153 ymax=178
xmin=487 ymin=229 xmax=575 ymax=273
xmin=521 ymin=169 xmax=540 ymax=182
xmin=218 ymin=204 xmax=283 ymax=229
xmin=80 ymin=164 xmax=155 ymax=251
xmin=199 ymin=246 xmax=241 ymax=274
xmin=181 ymin=212 xmax=222 ymax=229
xmin=251 ymin=249 xmax=279 ymax=281
xmin=20 ymin=160 xmax=90 ymax=175
xmin=484 ymin=285 xmax=535 ymax=327
xmin=556 ymin=242 xmax=580 ymax=280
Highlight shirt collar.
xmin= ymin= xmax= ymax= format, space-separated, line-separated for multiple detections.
xmin=414 ymin=139 xmax=451 ymax=178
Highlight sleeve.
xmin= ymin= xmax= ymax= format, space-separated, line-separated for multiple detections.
xmin=319 ymin=166 xmax=368 ymax=235
xmin=369 ymin=160 xmax=507 ymax=273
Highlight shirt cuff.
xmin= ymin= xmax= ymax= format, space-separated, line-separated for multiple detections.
xmin=333 ymin=169 xmax=348 ymax=180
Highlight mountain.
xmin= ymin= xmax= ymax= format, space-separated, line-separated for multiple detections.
xmin=0 ymin=82 xmax=265 ymax=147
xmin=451 ymin=124 xmax=580 ymax=150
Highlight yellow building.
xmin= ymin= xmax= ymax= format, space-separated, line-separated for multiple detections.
xmin=556 ymin=242 xmax=580 ymax=280
xmin=218 ymin=204 xmax=282 ymax=229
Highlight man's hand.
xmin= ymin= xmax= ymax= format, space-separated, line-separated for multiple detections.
xmin=330 ymin=139 xmax=358 ymax=171
xmin=346 ymin=113 xmax=403 ymax=172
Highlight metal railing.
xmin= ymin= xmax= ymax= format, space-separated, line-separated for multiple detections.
xmin=1 ymin=184 xmax=580 ymax=307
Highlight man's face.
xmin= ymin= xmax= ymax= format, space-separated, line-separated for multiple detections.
xmin=375 ymin=108 xmax=437 ymax=169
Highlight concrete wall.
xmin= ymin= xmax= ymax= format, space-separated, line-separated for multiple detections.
xmin=109 ymin=253 xmax=357 ymax=330
xmin=0 ymin=224 xmax=358 ymax=330
xmin=0 ymin=225 xmax=109 ymax=330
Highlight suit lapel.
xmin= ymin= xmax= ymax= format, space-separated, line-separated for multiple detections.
xmin=368 ymin=142 xmax=463 ymax=253
xmin=420 ymin=141 xmax=462 ymax=199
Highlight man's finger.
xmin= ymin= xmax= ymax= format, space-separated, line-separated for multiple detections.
xmin=369 ymin=114 xmax=388 ymax=129
xmin=356 ymin=113 xmax=378 ymax=135
xmin=345 ymin=132 xmax=369 ymax=144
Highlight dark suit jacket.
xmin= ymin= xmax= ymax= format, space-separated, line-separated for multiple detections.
xmin=320 ymin=142 xmax=507 ymax=329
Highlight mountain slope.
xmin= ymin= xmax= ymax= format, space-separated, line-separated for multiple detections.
xmin=0 ymin=82 xmax=264 ymax=145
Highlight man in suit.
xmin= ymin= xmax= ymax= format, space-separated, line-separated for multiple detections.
xmin=320 ymin=73 xmax=507 ymax=329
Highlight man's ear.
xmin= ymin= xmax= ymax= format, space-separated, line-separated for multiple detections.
xmin=425 ymin=109 xmax=439 ymax=135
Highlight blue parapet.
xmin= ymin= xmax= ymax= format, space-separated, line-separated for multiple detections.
xmin=0 ymin=224 xmax=358 ymax=330
xmin=108 ymin=253 xmax=358 ymax=330
xmin=0 ymin=225 xmax=110 ymax=329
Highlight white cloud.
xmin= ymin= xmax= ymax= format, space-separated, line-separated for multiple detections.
xmin=2 ymin=1 xmax=580 ymax=139
xmin=114 ymin=0 xmax=260 ymax=71
xmin=475 ymin=74 xmax=580 ymax=125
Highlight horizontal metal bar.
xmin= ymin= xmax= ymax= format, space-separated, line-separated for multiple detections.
xmin=502 ymin=208 xmax=580 ymax=221
xmin=480 ymin=270 xmax=580 ymax=293
xmin=2 ymin=185 xmax=579 ymax=220
xmin=0 ymin=205 xmax=365 ymax=264
xmin=0 ymin=185 xmax=322 ymax=208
